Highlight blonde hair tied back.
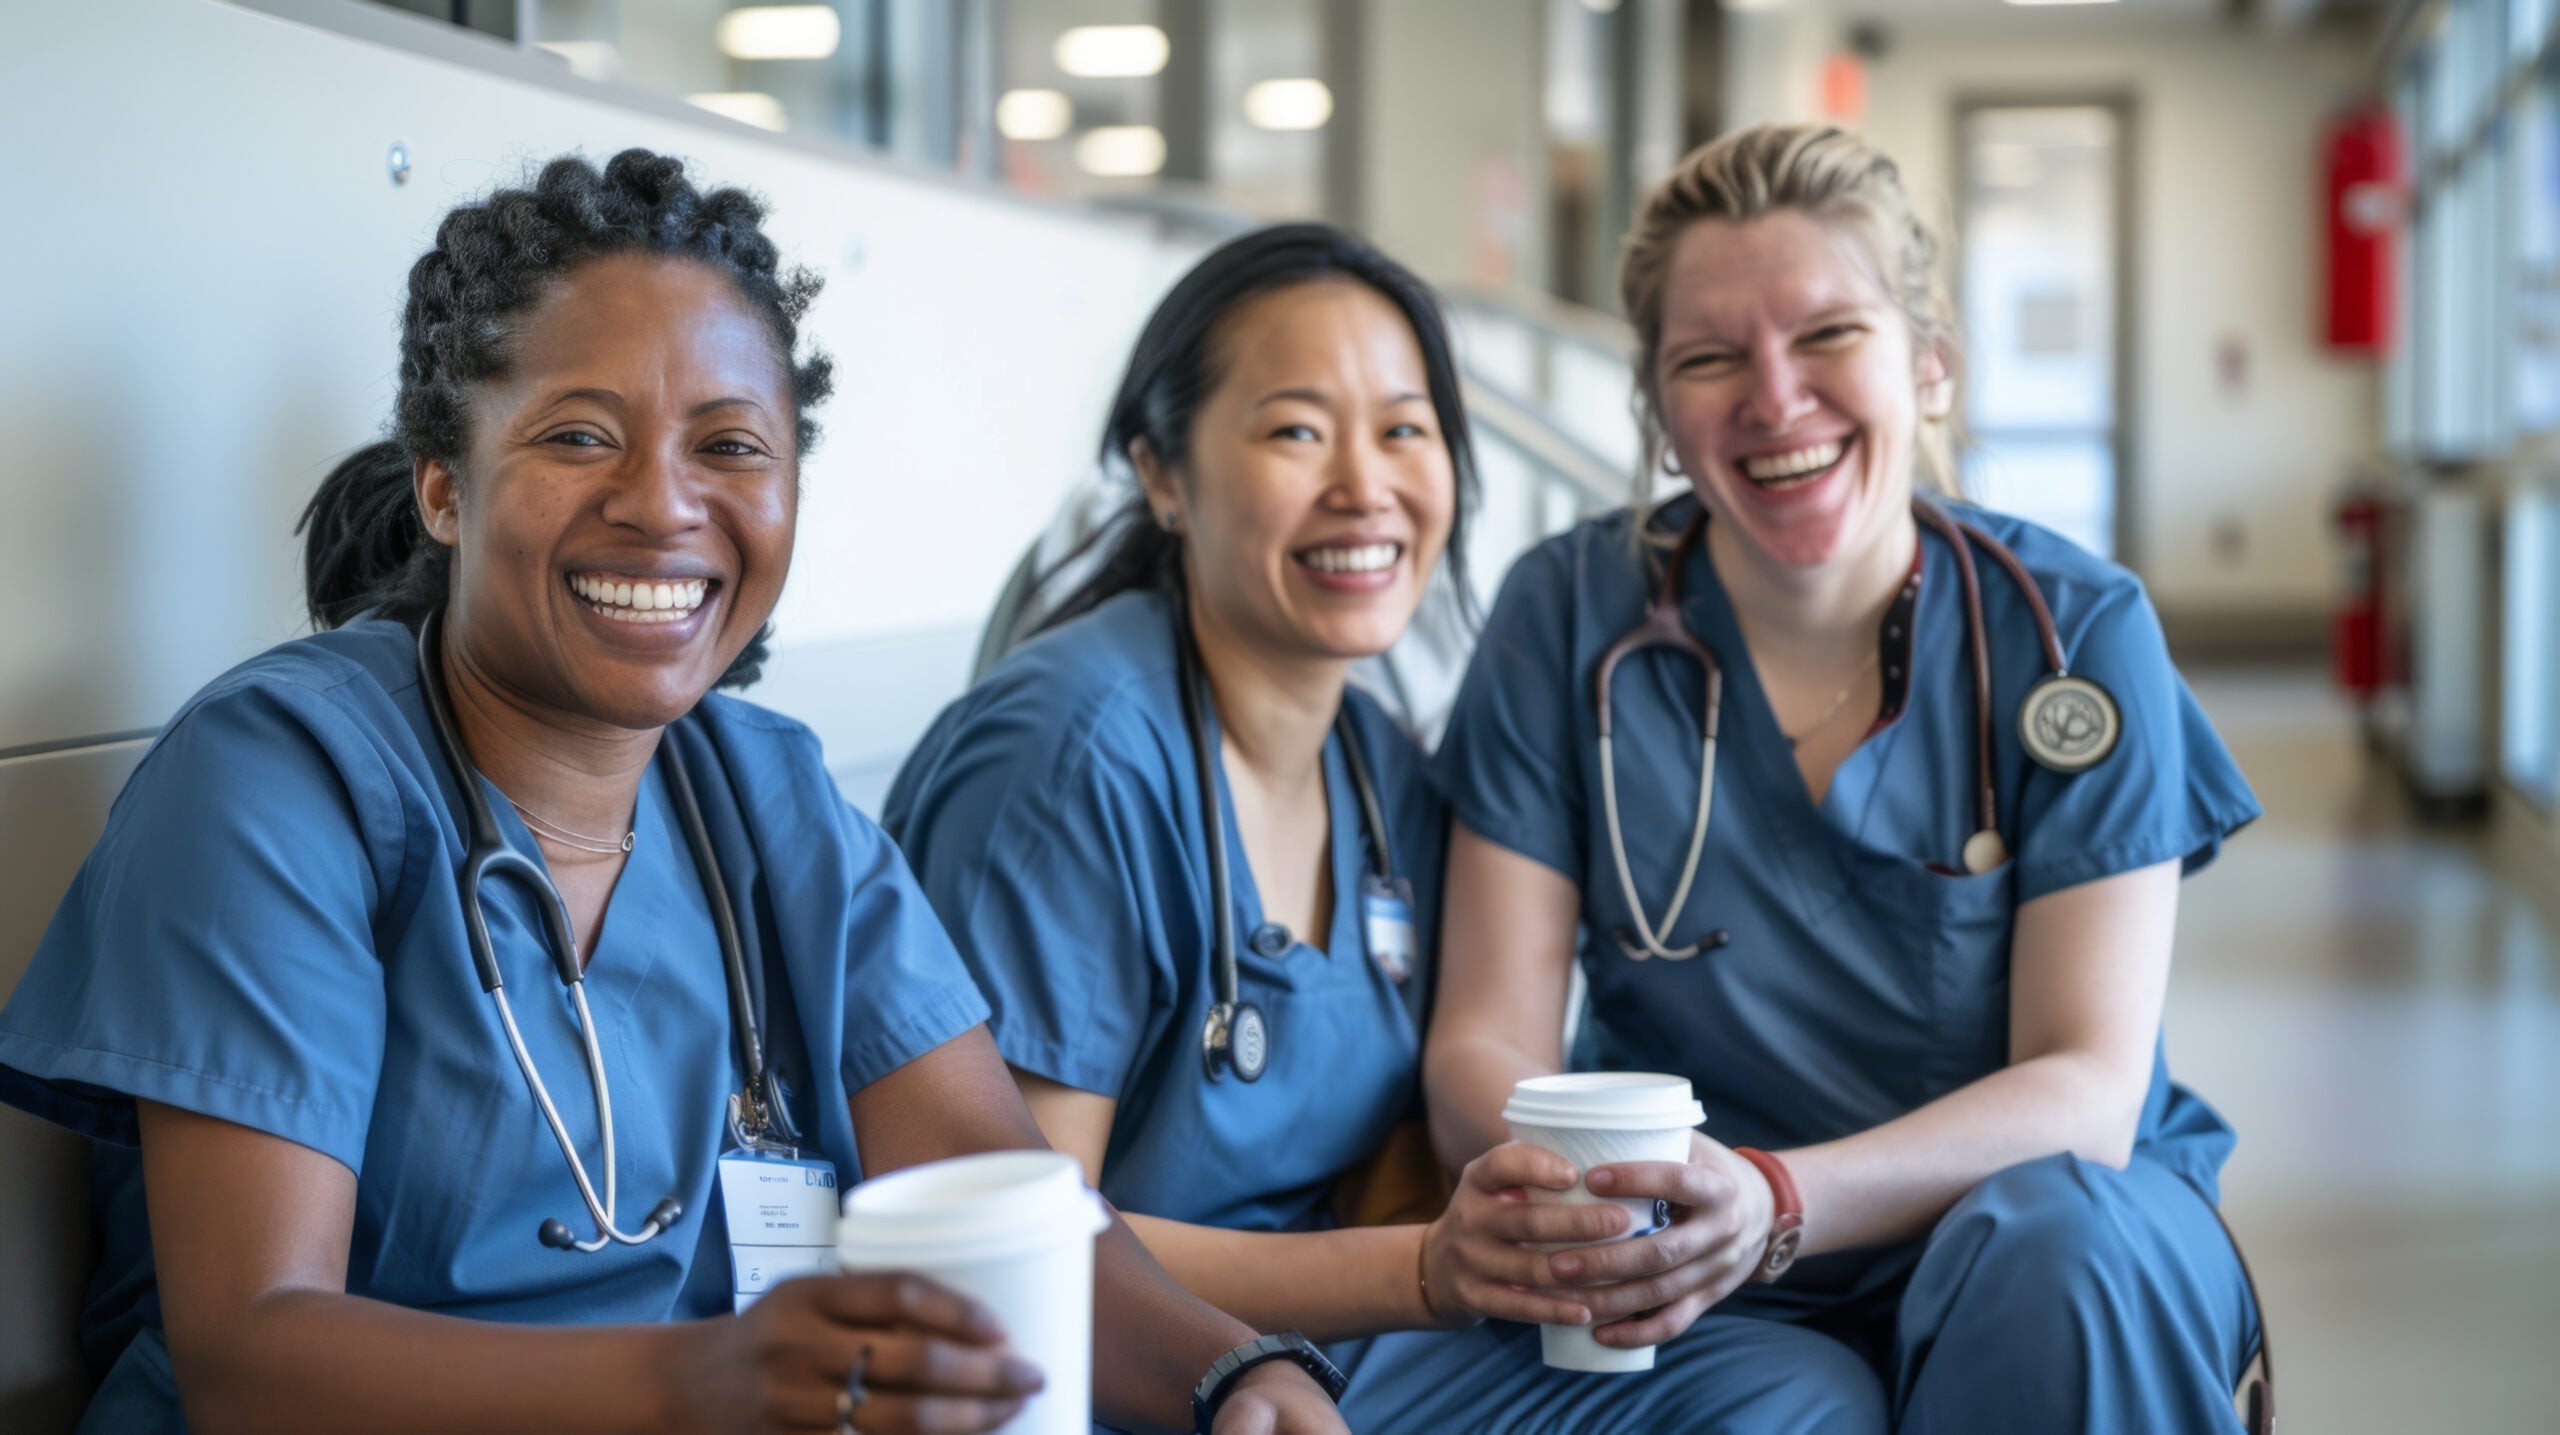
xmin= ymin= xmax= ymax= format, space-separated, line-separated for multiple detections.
xmin=1618 ymin=122 xmax=1965 ymax=518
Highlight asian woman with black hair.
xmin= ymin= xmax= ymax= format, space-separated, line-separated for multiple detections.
xmin=884 ymin=223 xmax=1882 ymax=1432
xmin=0 ymin=150 xmax=1340 ymax=1435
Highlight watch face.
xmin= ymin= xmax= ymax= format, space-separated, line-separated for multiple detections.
xmin=1763 ymin=1225 xmax=1803 ymax=1278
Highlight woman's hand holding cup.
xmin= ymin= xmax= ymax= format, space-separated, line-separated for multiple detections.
xmin=671 ymin=1270 xmax=1043 ymax=1434
xmin=1418 ymin=1141 xmax=1640 ymax=1329
xmin=1547 ymin=1132 xmax=1776 ymax=1350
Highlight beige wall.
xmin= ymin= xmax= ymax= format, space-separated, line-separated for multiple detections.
xmin=1862 ymin=19 xmax=2377 ymax=620
xmin=1361 ymin=0 xmax=1550 ymax=288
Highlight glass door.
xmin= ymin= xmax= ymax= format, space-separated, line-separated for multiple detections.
xmin=1956 ymin=102 xmax=2127 ymax=560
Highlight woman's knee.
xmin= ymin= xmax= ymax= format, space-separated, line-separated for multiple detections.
xmin=1918 ymin=1153 xmax=2138 ymax=1311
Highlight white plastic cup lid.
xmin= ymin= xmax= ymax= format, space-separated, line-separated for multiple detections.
xmin=837 ymin=1150 xmax=1109 ymax=1268
xmin=1502 ymin=1072 xmax=1705 ymax=1132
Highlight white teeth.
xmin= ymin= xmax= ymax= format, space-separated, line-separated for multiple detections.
xmin=1741 ymin=440 xmax=1846 ymax=483
xmin=569 ymin=574 xmax=709 ymax=622
xmin=1301 ymin=543 xmax=1400 ymax=574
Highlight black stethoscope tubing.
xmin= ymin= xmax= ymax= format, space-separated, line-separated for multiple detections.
xmin=1171 ymin=591 xmax=1394 ymax=1084
xmin=416 ymin=610 xmax=795 ymax=1253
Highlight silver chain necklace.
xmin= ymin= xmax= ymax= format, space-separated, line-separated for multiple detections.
xmin=509 ymin=800 xmax=636 ymax=855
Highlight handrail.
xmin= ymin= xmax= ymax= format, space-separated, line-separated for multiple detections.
xmin=1444 ymin=282 xmax=1638 ymax=366
xmin=1462 ymin=375 xmax=1627 ymax=513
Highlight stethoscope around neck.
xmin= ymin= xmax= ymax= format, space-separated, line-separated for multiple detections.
xmin=416 ymin=610 xmax=798 ymax=1253
xmin=1171 ymin=593 xmax=1397 ymax=1084
xmin=1596 ymin=496 xmax=2124 ymax=961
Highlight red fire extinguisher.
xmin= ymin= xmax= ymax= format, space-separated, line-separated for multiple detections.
xmin=2323 ymin=107 xmax=2401 ymax=353
xmin=2334 ymin=484 xmax=2387 ymax=701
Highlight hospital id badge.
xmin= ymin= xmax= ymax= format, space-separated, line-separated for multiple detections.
xmin=716 ymin=1148 xmax=839 ymax=1313
xmin=1360 ymin=874 xmax=1417 ymax=984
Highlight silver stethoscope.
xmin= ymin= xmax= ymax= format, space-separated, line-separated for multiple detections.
xmin=1172 ymin=598 xmax=1398 ymax=1084
xmin=1597 ymin=496 xmax=2124 ymax=960
xmin=417 ymin=610 xmax=798 ymax=1252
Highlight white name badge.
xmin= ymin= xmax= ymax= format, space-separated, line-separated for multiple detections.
xmin=1361 ymin=874 xmax=1417 ymax=985
xmin=716 ymin=1149 xmax=840 ymax=1313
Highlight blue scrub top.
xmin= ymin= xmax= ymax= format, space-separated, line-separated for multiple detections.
xmin=1435 ymin=497 xmax=2259 ymax=1206
xmin=0 ymin=619 xmax=990 ymax=1425
xmin=883 ymin=589 xmax=1446 ymax=1235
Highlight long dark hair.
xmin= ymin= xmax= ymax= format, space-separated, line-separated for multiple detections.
xmin=295 ymin=148 xmax=833 ymax=688
xmin=1033 ymin=222 xmax=1479 ymax=636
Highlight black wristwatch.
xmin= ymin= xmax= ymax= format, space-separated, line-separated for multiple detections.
xmin=1190 ymin=1331 xmax=1346 ymax=1433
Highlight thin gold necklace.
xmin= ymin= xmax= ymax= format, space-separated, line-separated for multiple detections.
xmin=1783 ymin=646 xmax=1881 ymax=750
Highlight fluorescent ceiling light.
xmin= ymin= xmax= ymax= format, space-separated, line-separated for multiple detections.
xmin=1578 ymin=0 xmax=1622 ymax=11
xmin=717 ymin=6 xmax=841 ymax=61
xmin=1055 ymin=25 xmax=1169 ymax=78
xmin=685 ymin=91 xmax=789 ymax=131
xmin=2002 ymin=0 xmax=2118 ymax=6
xmin=996 ymin=88 xmax=1074 ymax=141
xmin=1075 ymin=125 xmax=1167 ymax=177
xmin=1243 ymin=79 xmax=1332 ymax=131
xmin=1722 ymin=0 xmax=1791 ymax=11
xmin=535 ymin=40 xmax=619 ymax=81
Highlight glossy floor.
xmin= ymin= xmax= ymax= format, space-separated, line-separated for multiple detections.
xmin=2166 ymin=668 xmax=2560 ymax=1433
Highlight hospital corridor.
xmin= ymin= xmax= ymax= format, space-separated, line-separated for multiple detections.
xmin=3 ymin=0 xmax=2557 ymax=1431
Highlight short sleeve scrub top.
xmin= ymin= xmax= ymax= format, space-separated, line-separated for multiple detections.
xmin=0 ymin=619 xmax=992 ymax=1433
xmin=1435 ymin=494 xmax=2262 ymax=1318
xmin=885 ymin=589 xmax=1888 ymax=1435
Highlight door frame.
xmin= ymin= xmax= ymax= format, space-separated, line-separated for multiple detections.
xmin=1950 ymin=90 xmax=2141 ymax=574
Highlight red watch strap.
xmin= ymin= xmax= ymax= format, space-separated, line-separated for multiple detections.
xmin=1732 ymin=1147 xmax=1801 ymax=1223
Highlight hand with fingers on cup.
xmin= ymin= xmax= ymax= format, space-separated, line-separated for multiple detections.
xmin=1414 ymin=1140 xmax=1651 ymax=1330
xmin=1540 ymin=1132 xmax=1777 ymax=1352
xmin=669 ymin=1270 xmax=1045 ymax=1434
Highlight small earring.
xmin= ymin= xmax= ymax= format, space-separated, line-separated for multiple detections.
xmin=1158 ymin=510 xmax=1182 ymax=534
xmin=1660 ymin=451 xmax=1685 ymax=477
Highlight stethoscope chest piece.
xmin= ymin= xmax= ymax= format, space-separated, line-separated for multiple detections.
xmin=2018 ymin=672 xmax=2122 ymax=774
xmin=1201 ymin=1000 xmax=1269 ymax=1082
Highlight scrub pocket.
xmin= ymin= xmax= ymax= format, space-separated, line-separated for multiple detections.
xmin=1849 ymin=849 xmax=2017 ymax=1104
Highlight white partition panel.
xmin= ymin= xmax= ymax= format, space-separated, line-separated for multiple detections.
xmin=0 ymin=0 xmax=1199 ymax=764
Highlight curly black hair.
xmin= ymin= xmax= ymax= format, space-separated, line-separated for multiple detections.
xmin=296 ymin=147 xmax=832 ymax=688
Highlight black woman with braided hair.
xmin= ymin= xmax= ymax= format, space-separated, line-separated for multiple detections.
xmin=0 ymin=149 xmax=1343 ymax=1435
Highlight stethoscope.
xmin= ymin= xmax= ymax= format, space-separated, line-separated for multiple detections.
xmin=1172 ymin=597 xmax=1399 ymax=1084
xmin=1596 ymin=496 xmax=2123 ymax=960
xmin=416 ymin=610 xmax=799 ymax=1252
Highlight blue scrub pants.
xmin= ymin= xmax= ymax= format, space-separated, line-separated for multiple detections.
xmin=1337 ymin=1153 xmax=2255 ymax=1434
xmin=1886 ymin=1152 xmax=2260 ymax=1434
xmin=1337 ymin=1314 xmax=1885 ymax=1434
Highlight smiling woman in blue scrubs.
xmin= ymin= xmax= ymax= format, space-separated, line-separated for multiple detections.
xmin=886 ymin=224 xmax=1882 ymax=1433
xmin=1426 ymin=124 xmax=2266 ymax=1433
xmin=0 ymin=151 xmax=1338 ymax=1435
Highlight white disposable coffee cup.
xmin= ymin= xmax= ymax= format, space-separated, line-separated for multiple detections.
xmin=1503 ymin=1072 xmax=1707 ymax=1374
xmin=836 ymin=1151 xmax=1110 ymax=1435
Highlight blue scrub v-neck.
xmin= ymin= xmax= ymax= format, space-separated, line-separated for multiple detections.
xmin=1206 ymin=704 xmax=1368 ymax=969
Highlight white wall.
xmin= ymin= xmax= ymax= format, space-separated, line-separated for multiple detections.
xmin=1756 ymin=14 xmax=2379 ymax=620
xmin=0 ymin=0 xmax=1199 ymax=791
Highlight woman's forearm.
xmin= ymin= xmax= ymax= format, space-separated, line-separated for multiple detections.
xmin=1122 ymin=1213 xmax=1430 ymax=1343
xmin=1091 ymin=1218 xmax=1271 ymax=1432
xmin=1424 ymin=1027 xmax=1559 ymax=1171
xmin=1779 ymin=1049 xmax=2143 ymax=1256
xmin=173 ymin=1289 xmax=691 ymax=1435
